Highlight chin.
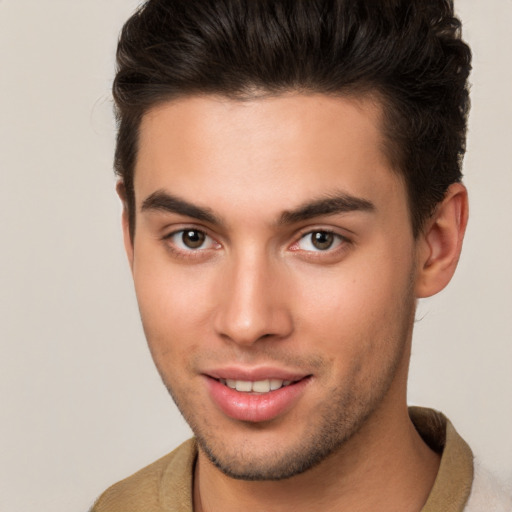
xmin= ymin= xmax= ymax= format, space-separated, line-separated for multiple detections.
xmin=189 ymin=388 xmax=382 ymax=481
xmin=197 ymin=433 xmax=341 ymax=481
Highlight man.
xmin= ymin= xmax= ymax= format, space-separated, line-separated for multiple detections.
xmin=92 ymin=0 xmax=511 ymax=510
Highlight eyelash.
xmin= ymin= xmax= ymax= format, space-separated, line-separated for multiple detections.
xmin=161 ymin=227 xmax=350 ymax=259
xmin=290 ymin=230 xmax=348 ymax=253
xmin=162 ymin=228 xmax=220 ymax=258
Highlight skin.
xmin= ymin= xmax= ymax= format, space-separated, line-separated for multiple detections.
xmin=121 ymin=93 xmax=468 ymax=512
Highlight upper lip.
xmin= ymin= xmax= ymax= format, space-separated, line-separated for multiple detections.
xmin=204 ymin=366 xmax=310 ymax=382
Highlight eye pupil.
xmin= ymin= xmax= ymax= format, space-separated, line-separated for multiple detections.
xmin=182 ymin=230 xmax=205 ymax=249
xmin=312 ymin=231 xmax=334 ymax=250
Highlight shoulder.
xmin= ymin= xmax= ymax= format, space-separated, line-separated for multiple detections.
xmin=89 ymin=438 xmax=197 ymax=512
xmin=465 ymin=460 xmax=512 ymax=512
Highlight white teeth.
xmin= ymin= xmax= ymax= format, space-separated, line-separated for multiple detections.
xmin=235 ymin=380 xmax=252 ymax=392
xmin=252 ymin=380 xmax=271 ymax=393
xmin=270 ymin=379 xmax=283 ymax=391
xmin=223 ymin=379 xmax=291 ymax=393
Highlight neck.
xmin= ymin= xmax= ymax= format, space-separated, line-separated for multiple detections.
xmin=193 ymin=402 xmax=440 ymax=512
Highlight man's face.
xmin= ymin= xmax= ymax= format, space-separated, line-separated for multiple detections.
xmin=128 ymin=94 xmax=420 ymax=480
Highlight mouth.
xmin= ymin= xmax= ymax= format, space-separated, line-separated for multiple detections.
xmin=205 ymin=373 xmax=312 ymax=422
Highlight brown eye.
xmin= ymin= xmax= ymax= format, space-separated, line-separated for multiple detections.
xmin=294 ymin=230 xmax=345 ymax=253
xmin=182 ymin=230 xmax=206 ymax=249
xmin=311 ymin=231 xmax=335 ymax=250
xmin=166 ymin=228 xmax=219 ymax=256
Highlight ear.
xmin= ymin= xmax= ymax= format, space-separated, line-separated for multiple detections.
xmin=116 ymin=180 xmax=134 ymax=271
xmin=415 ymin=183 xmax=469 ymax=298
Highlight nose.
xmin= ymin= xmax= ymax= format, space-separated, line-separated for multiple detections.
xmin=213 ymin=251 xmax=294 ymax=346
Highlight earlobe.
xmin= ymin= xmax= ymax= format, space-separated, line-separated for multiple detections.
xmin=415 ymin=183 xmax=469 ymax=298
xmin=116 ymin=180 xmax=135 ymax=271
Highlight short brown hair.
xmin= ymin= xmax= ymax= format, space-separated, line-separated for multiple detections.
xmin=113 ymin=0 xmax=471 ymax=239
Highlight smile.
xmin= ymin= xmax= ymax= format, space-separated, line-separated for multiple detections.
xmin=206 ymin=375 xmax=312 ymax=422
xmin=219 ymin=378 xmax=293 ymax=393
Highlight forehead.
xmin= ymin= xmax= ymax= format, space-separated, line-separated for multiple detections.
xmin=134 ymin=93 xmax=407 ymax=223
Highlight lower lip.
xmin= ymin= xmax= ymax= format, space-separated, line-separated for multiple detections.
xmin=205 ymin=377 xmax=311 ymax=423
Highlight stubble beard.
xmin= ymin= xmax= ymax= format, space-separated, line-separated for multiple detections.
xmin=156 ymin=285 xmax=416 ymax=482
xmin=194 ymin=384 xmax=389 ymax=481
xmin=164 ymin=335 xmax=412 ymax=481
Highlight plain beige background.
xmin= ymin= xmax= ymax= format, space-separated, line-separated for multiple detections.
xmin=1 ymin=1 xmax=511 ymax=510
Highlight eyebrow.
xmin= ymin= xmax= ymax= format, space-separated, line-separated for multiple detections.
xmin=141 ymin=189 xmax=375 ymax=226
xmin=141 ymin=190 xmax=221 ymax=225
xmin=278 ymin=193 xmax=375 ymax=225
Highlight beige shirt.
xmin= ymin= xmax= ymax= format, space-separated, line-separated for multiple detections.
xmin=91 ymin=407 xmax=474 ymax=512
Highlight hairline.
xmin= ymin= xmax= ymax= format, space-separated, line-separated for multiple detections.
xmin=120 ymin=87 xmax=417 ymax=241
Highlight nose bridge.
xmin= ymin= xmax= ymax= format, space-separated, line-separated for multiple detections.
xmin=214 ymin=245 xmax=292 ymax=345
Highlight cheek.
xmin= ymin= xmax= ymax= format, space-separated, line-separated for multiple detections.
xmin=292 ymin=247 xmax=414 ymax=355
xmin=132 ymin=256 xmax=216 ymax=362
